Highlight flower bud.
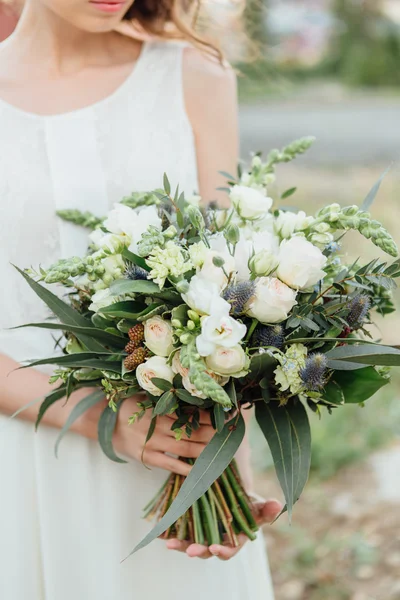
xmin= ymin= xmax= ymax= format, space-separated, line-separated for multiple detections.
xmin=187 ymin=320 xmax=196 ymax=331
xmin=163 ymin=225 xmax=177 ymax=239
xmin=212 ymin=255 xmax=225 ymax=268
xmin=249 ymin=249 xmax=279 ymax=277
xmin=224 ymin=223 xmax=240 ymax=246
xmin=187 ymin=310 xmax=200 ymax=324
xmin=252 ymin=155 xmax=262 ymax=168
xmin=171 ymin=319 xmax=182 ymax=328
xmin=187 ymin=205 xmax=205 ymax=230
xmin=299 ymin=353 xmax=327 ymax=391
xmin=180 ymin=333 xmax=191 ymax=345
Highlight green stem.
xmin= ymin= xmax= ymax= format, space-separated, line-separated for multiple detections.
xmin=142 ymin=476 xmax=170 ymax=514
xmin=192 ymin=501 xmax=205 ymax=545
xmin=199 ymin=493 xmax=220 ymax=546
xmin=209 ymin=487 xmax=238 ymax=547
xmin=220 ymin=472 xmax=257 ymax=541
xmin=245 ymin=318 xmax=258 ymax=343
xmin=226 ymin=465 xmax=258 ymax=532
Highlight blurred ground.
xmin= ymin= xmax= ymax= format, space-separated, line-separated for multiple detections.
xmin=245 ymin=144 xmax=400 ymax=599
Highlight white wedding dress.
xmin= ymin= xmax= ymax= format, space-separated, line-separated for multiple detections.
xmin=0 ymin=41 xmax=274 ymax=599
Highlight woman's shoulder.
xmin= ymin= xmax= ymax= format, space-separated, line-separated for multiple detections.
xmin=182 ymin=43 xmax=236 ymax=92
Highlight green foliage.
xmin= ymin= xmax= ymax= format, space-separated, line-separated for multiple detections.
xmin=56 ymin=209 xmax=103 ymax=230
xmin=98 ymin=404 xmax=127 ymax=463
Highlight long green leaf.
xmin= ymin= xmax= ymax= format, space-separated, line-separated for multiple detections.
xmin=98 ymin=404 xmax=127 ymax=464
xmin=324 ymin=367 xmax=389 ymax=405
xmin=110 ymin=279 xmax=180 ymax=302
xmin=20 ymin=352 xmax=123 ymax=370
xmin=126 ymin=413 xmax=245 ymax=557
xmin=255 ymin=400 xmax=311 ymax=521
xmin=99 ymin=301 xmax=146 ymax=319
xmin=12 ymin=322 xmax=126 ymax=349
xmin=326 ymin=344 xmax=400 ymax=366
xmin=35 ymin=386 xmax=67 ymax=430
xmin=361 ymin=165 xmax=391 ymax=211
xmin=14 ymin=266 xmax=104 ymax=352
xmin=54 ymin=390 xmax=105 ymax=457
xmin=326 ymin=359 xmax=368 ymax=371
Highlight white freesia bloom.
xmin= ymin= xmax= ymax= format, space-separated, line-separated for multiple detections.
xmin=144 ymin=316 xmax=174 ymax=357
xmin=274 ymin=210 xmax=314 ymax=239
xmin=182 ymin=275 xmax=230 ymax=316
xmin=246 ymin=277 xmax=298 ymax=324
xmin=230 ymin=185 xmax=273 ymax=220
xmin=188 ymin=241 xmax=208 ymax=268
xmin=205 ymin=345 xmax=249 ymax=377
xmin=89 ymin=230 xmax=124 ymax=253
xmin=196 ymin=308 xmax=247 ymax=357
xmin=89 ymin=289 xmax=116 ymax=313
xmin=277 ymin=236 xmax=327 ymax=290
xmin=103 ymin=203 xmax=161 ymax=254
xmin=136 ymin=356 xmax=174 ymax=396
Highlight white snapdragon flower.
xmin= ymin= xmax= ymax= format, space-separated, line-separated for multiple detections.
xmin=103 ymin=203 xmax=161 ymax=254
xmin=277 ymin=236 xmax=327 ymax=290
xmin=196 ymin=307 xmax=247 ymax=357
xmin=274 ymin=210 xmax=314 ymax=239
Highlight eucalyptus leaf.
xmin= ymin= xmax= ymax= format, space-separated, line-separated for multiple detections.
xmin=255 ymin=400 xmax=311 ymax=521
xmin=326 ymin=344 xmax=400 ymax=366
xmin=121 ymin=248 xmax=150 ymax=271
xmin=175 ymin=389 xmax=204 ymax=406
xmin=98 ymin=404 xmax=127 ymax=463
xmin=55 ymin=390 xmax=105 ymax=457
xmin=213 ymin=404 xmax=226 ymax=433
xmin=324 ymin=367 xmax=389 ymax=405
xmin=11 ymin=322 xmax=126 ymax=349
xmin=21 ymin=352 xmax=122 ymax=370
xmin=154 ymin=391 xmax=177 ymax=416
xmin=14 ymin=266 xmax=104 ymax=352
xmin=35 ymin=385 xmax=67 ymax=430
xmin=151 ymin=378 xmax=173 ymax=393
xmin=100 ymin=301 xmax=145 ymax=319
xmin=361 ymin=165 xmax=391 ymax=211
xmin=126 ymin=413 xmax=245 ymax=557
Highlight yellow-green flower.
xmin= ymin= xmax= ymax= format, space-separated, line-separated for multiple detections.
xmin=146 ymin=241 xmax=192 ymax=288
xmin=274 ymin=343 xmax=307 ymax=395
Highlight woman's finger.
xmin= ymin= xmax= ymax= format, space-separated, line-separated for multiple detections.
xmin=254 ymin=499 xmax=283 ymax=525
xmin=166 ymin=539 xmax=190 ymax=553
xmin=186 ymin=543 xmax=213 ymax=559
xmin=209 ymin=533 xmax=248 ymax=561
xmin=143 ymin=450 xmax=191 ymax=476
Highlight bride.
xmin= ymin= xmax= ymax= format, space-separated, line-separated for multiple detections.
xmin=0 ymin=0 xmax=281 ymax=598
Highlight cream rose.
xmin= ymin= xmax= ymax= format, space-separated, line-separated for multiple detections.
xmin=205 ymin=345 xmax=249 ymax=377
xmin=171 ymin=351 xmax=189 ymax=378
xmin=136 ymin=356 xmax=174 ymax=396
xmin=245 ymin=277 xmax=298 ymax=324
xmin=182 ymin=376 xmax=207 ymax=399
xmin=144 ymin=316 xmax=174 ymax=357
xmin=230 ymin=185 xmax=273 ymax=220
xmin=277 ymin=236 xmax=327 ymax=290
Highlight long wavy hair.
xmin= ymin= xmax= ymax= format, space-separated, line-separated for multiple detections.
xmin=124 ymin=0 xmax=225 ymax=61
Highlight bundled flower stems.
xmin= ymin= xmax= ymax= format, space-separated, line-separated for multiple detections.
xmin=16 ymin=138 xmax=400 ymax=556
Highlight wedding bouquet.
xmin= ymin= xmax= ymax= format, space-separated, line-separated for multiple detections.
xmin=15 ymin=138 xmax=400 ymax=558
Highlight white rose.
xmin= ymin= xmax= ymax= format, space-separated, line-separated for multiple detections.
xmin=277 ymin=237 xmax=327 ymax=290
xmin=144 ymin=316 xmax=174 ymax=357
xmin=136 ymin=356 xmax=174 ymax=396
xmin=171 ymin=351 xmax=189 ymax=378
xmin=275 ymin=210 xmax=314 ymax=239
xmin=246 ymin=277 xmax=298 ymax=324
xmin=88 ymin=289 xmax=115 ymax=313
xmin=205 ymin=345 xmax=249 ymax=377
xmin=196 ymin=307 xmax=247 ymax=357
xmin=182 ymin=376 xmax=207 ymax=399
xmin=230 ymin=185 xmax=273 ymax=220
xmin=182 ymin=275 xmax=230 ymax=316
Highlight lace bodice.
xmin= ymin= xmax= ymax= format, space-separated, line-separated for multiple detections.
xmin=0 ymin=41 xmax=199 ymax=363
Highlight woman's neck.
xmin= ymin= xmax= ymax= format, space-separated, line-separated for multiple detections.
xmin=3 ymin=4 xmax=127 ymax=76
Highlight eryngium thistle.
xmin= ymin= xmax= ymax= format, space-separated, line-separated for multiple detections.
xmin=125 ymin=264 xmax=149 ymax=281
xmin=223 ymin=281 xmax=255 ymax=316
xmin=300 ymin=353 xmax=328 ymax=391
xmin=252 ymin=325 xmax=285 ymax=350
xmin=346 ymin=293 xmax=371 ymax=328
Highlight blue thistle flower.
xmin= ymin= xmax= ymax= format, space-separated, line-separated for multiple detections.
xmin=252 ymin=325 xmax=285 ymax=350
xmin=300 ymin=353 xmax=328 ymax=391
xmin=125 ymin=264 xmax=149 ymax=281
xmin=346 ymin=293 xmax=371 ymax=329
xmin=223 ymin=281 xmax=255 ymax=316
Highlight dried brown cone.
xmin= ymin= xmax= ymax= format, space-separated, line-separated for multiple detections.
xmin=125 ymin=340 xmax=138 ymax=354
xmin=128 ymin=323 xmax=145 ymax=347
xmin=124 ymin=347 xmax=148 ymax=371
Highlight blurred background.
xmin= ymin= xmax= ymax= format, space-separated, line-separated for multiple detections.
xmin=1 ymin=1 xmax=400 ymax=598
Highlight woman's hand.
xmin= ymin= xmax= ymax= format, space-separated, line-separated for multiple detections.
xmin=166 ymin=497 xmax=283 ymax=560
xmin=112 ymin=394 xmax=216 ymax=476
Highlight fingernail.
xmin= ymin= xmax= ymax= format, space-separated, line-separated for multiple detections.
xmin=210 ymin=546 xmax=220 ymax=556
